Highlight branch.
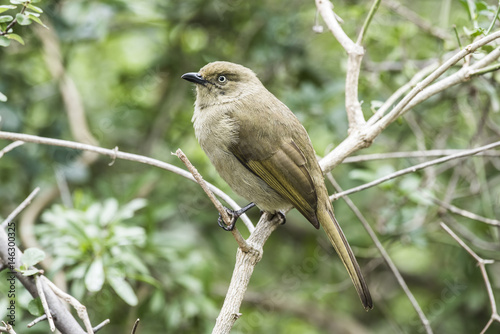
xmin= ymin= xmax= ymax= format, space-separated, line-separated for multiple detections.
xmin=319 ymin=30 xmax=500 ymax=173
xmin=331 ymin=140 xmax=500 ymax=200
xmin=316 ymin=0 xmax=366 ymax=129
xmin=0 ymin=130 xmax=253 ymax=230
xmin=212 ymin=213 xmax=281 ymax=334
xmin=343 ymin=148 xmax=500 ymax=163
xmin=432 ymin=198 xmax=500 ymax=226
xmin=440 ymin=223 xmax=499 ymax=334
xmin=0 ymin=141 xmax=24 ymax=159
xmin=1 ymin=187 xmax=40 ymax=229
xmin=175 ymin=149 xmax=253 ymax=251
xmin=383 ymin=0 xmax=452 ymax=40
xmin=0 ymin=192 xmax=88 ymax=334
xmin=327 ymin=175 xmax=433 ymax=334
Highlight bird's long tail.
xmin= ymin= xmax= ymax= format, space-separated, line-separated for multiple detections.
xmin=317 ymin=208 xmax=373 ymax=311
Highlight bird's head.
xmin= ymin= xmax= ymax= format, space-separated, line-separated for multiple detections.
xmin=182 ymin=61 xmax=263 ymax=105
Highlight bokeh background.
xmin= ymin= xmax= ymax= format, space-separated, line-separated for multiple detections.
xmin=1 ymin=0 xmax=500 ymax=333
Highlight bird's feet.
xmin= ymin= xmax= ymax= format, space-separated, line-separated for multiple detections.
xmin=217 ymin=202 xmax=256 ymax=231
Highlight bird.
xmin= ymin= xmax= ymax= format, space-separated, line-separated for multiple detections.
xmin=181 ymin=61 xmax=373 ymax=310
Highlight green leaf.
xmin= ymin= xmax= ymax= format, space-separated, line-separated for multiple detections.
xmin=25 ymin=11 xmax=40 ymax=17
xmin=0 ymin=36 xmax=10 ymax=47
xmin=15 ymin=13 xmax=31 ymax=26
xmin=108 ymin=270 xmax=138 ymax=306
xmin=0 ymin=5 xmax=16 ymax=13
xmin=0 ymin=15 xmax=13 ymax=23
xmin=27 ymin=14 xmax=47 ymax=28
xmin=22 ymin=269 xmax=40 ymax=276
xmin=0 ymin=91 xmax=7 ymax=102
xmin=21 ymin=248 xmax=45 ymax=267
xmin=27 ymin=299 xmax=44 ymax=317
xmin=85 ymin=258 xmax=105 ymax=292
xmin=27 ymin=4 xmax=43 ymax=13
xmin=10 ymin=0 xmax=28 ymax=4
xmin=6 ymin=33 xmax=23 ymax=45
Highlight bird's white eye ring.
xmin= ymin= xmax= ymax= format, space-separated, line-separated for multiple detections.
xmin=218 ymin=75 xmax=227 ymax=83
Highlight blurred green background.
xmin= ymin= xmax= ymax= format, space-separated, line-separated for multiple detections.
xmin=1 ymin=0 xmax=500 ymax=333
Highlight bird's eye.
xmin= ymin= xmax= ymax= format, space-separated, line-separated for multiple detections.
xmin=218 ymin=75 xmax=227 ymax=83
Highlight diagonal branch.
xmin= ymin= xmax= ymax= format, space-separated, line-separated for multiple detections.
xmin=0 ymin=130 xmax=254 ymax=231
xmin=331 ymin=140 xmax=500 ymax=201
xmin=175 ymin=149 xmax=253 ymax=251
xmin=432 ymin=198 xmax=500 ymax=226
xmin=327 ymin=175 xmax=433 ymax=334
xmin=440 ymin=223 xmax=499 ymax=334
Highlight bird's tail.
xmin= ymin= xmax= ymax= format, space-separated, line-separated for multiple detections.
xmin=317 ymin=207 xmax=373 ymax=311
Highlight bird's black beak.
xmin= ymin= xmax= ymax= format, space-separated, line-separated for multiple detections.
xmin=181 ymin=72 xmax=207 ymax=85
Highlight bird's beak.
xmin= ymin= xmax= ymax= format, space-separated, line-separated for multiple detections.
xmin=181 ymin=72 xmax=207 ymax=85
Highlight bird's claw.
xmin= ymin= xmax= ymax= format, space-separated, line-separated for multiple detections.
xmin=218 ymin=208 xmax=237 ymax=231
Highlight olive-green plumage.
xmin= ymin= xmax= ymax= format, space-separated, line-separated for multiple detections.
xmin=182 ymin=61 xmax=372 ymax=310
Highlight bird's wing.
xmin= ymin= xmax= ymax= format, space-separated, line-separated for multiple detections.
xmin=230 ymin=140 xmax=320 ymax=228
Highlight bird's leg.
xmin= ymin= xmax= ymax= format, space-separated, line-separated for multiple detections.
xmin=217 ymin=202 xmax=256 ymax=231
xmin=275 ymin=210 xmax=286 ymax=225
xmin=257 ymin=210 xmax=286 ymax=225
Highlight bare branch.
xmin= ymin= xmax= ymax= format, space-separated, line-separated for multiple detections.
xmin=0 ymin=141 xmax=24 ymax=159
xmin=327 ymin=175 xmax=433 ymax=334
xmin=440 ymin=223 xmax=499 ymax=334
xmin=1 ymin=187 xmax=40 ymax=228
xmin=0 ymin=131 xmax=252 ymax=229
xmin=42 ymin=276 xmax=97 ymax=334
xmin=130 ymin=319 xmax=140 ymax=334
xmin=0 ymin=321 xmax=17 ymax=334
xmin=93 ymin=319 xmax=111 ymax=333
xmin=212 ymin=213 xmax=281 ymax=334
xmin=383 ymin=0 xmax=452 ymax=40
xmin=432 ymin=198 xmax=500 ymax=226
xmin=343 ymin=149 xmax=500 ymax=162
xmin=175 ymin=149 xmax=253 ymax=251
xmin=35 ymin=275 xmax=55 ymax=332
xmin=315 ymin=0 xmax=366 ymax=129
xmin=331 ymin=140 xmax=500 ymax=201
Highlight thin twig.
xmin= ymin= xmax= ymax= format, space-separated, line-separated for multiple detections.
xmin=432 ymin=198 xmax=500 ymax=226
xmin=27 ymin=314 xmax=48 ymax=328
xmin=485 ymin=0 xmax=500 ymax=35
xmin=93 ymin=319 xmax=111 ymax=333
xmin=0 ymin=130 xmax=253 ymax=230
xmin=356 ymin=0 xmax=381 ymax=44
xmin=331 ymin=141 xmax=500 ymax=201
xmin=0 ymin=321 xmax=17 ymax=334
xmin=35 ymin=275 xmax=55 ymax=332
xmin=383 ymin=0 xmax=451 ymax=40
xmin=343 ymin=149 xmax=500 ymax=162
xmin=175 ymin=149 xmax=252 ymax=252
xmin=1 ymin=187 xmax=40 ymax=228
xmin=315 ymin=0 xmax=366 ymax=129
xmin=42 ymin=276 xmax=95 ymax=334
xmin=130 ymin=319 xmax=140 ymax=334
xmin=440 ymin=223 xmax=499 ymax=334
xmin=0 ymin=141 xmax=24 ymax=159
xmin=327 ymin=174 xmax=433 ymax=334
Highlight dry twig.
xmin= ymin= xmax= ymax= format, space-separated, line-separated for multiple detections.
xmin=175 ymin=149 xmax=252 ymax=251
xmin=440 ymin=223 xmax=499 ymax=334
xmin=328 ymin=174 xmax=433 ymax=334
xmin=331 ymin=140 xmax=500 ymax=201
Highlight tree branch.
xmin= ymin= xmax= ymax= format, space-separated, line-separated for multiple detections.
xmin=327 ymin=175 xmax=433 ymax=334
xmin=331 ymin=140 xmax=500 ymax=201
xmin=440 ymin=223 xmax=499 ymax=334
xmin=175 ymin=149 xmax=253 ymax=251
xmin=0 ymin=130 xmax=253 ymax=230
xmin=212 ymin=213 xmax=281 ymax=334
